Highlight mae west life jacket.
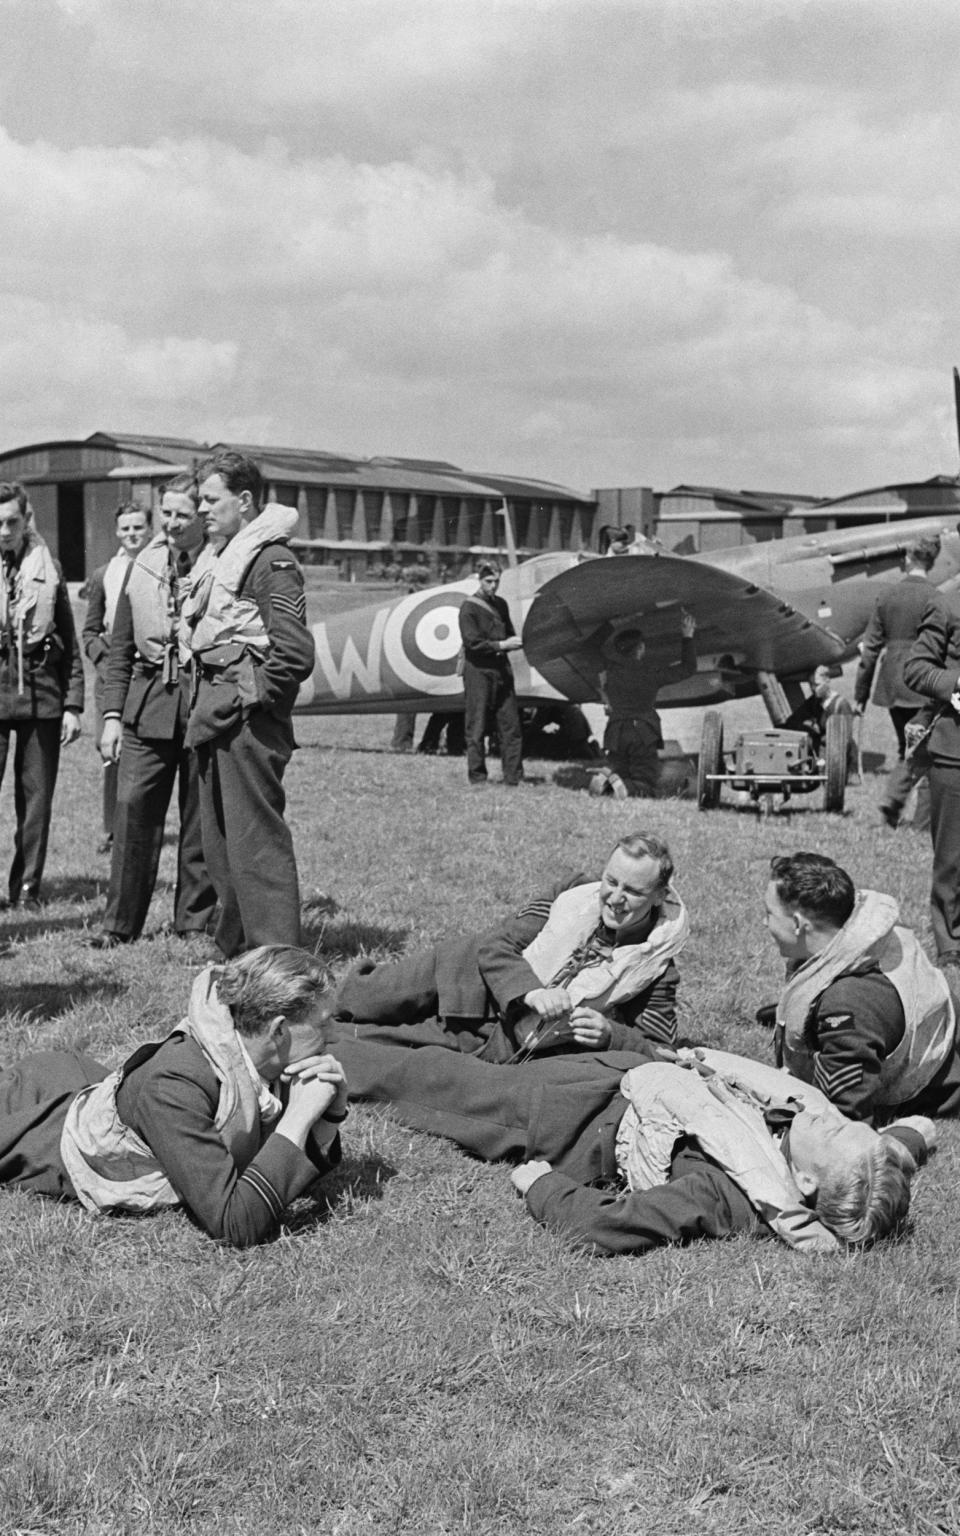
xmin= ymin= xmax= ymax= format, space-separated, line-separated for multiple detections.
xmin=59 ymin=966 xmax=281 ymax=1214
xmin=616 ymin=1050 xmax=841 ymax=1252
xmin=180 ymin=503 xmax=299 ymax=666
xmin=522 ymin=882 xmax=689 ymax=1011
xmin=777 ymin=889 xmax=956 ymax=1106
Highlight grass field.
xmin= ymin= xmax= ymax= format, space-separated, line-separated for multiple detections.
xmin=1 ymin=642 xmax=959 ymax=1535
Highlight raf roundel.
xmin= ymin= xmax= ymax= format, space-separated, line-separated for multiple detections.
xmin=383 ymin=588 xmax=467 ymax=695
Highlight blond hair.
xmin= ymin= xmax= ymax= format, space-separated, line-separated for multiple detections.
xmin=814 ymin=1136 xmax=914 ymax=1245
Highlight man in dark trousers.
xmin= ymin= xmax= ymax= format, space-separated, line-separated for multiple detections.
xmin=597 ymin=610 xmax=696 ymax=797
xmin=458 ymin=562 xmax=523 ymax=786
xmin=328 ymin=1035 xmax=930 ymax=1256
xmin=904 ymin=590 xmax=960 ymax=991
xmin=855 ymin=534 xmax=941 ymax=827
xmin=184 ymin=452 xmax=316 ymax=958
xmin=88 ymin=475 xmax=216 ymax=949
xmin=81 ymin=502 xmax=153 ymax=854
xmin=0 ymin=482 xmax=83 ymax=908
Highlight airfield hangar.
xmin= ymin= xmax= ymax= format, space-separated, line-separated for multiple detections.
xmin=0 ymin=430 xmax=958 ymax=582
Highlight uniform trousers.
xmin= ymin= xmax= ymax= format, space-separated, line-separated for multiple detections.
xmin=196 ymin=709 xmax=302 ymax=958
xmin=329 ymin=1040 xmax=757 ymax=1258
xmin=882 ymin=706 xmax=928 ymax=824
xmin=603 ymin=714 xmax=660 ymax=797
xmin=332 ymin=1038 xmax=648 ymax=1180
xmin=0 ymin=1050 xmax=107 ymax=1198
xmin=928 ymin=760 xmax=960 ymax=960
xmin=103 ymin=728 xmax=217 ymax=940
xmin=0 ymin=718 xmax=62 ymax=902
xmin=92 ymin=695 xmax=118 ymax=842
xmin=463 ymin=666 xmax=523 ymax=784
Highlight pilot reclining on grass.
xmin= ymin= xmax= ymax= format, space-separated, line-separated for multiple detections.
xmin=334 ymin=832 xmax=687 ymax=1063
xmin=328 ymin=1031 xmax=932 ymax=1257
xmin=760 ymin=852 xmax=960 ymax=1122
xmin=0 ymin=946 xmax=348 ymax=1248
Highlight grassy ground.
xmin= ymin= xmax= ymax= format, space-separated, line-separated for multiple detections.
xmin=1 ymin=658 xmax=959 ymax=1534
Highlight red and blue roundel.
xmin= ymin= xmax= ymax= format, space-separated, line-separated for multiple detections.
xmin=383 ymin=588 xmax=467 ymax=695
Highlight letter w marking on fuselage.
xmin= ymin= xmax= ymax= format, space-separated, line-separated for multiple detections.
xmin=312 ymin=608 xmax=389 ymax=700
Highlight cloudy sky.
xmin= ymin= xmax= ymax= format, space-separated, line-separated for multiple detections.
xmin=2 ymin=0 xmax=958 ymax=497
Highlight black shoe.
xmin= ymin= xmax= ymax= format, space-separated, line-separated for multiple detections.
xmin=879 ymin=805 xmax=900 ymax=829
xmin=96 ymin=836 xmax=113 ymax=854
xmin=86 ymin=932 xmax=132 ymax=950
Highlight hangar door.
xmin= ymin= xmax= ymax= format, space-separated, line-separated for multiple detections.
xmin=56 ymin=483 xmax=86 ymax=581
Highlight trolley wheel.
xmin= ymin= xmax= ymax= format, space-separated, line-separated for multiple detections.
xmin=823 ymin=713 xmax=849 ymax=813
xmin=697 ymin=710 xmax=724 ymax=809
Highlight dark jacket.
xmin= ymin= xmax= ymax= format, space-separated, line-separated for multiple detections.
xmin=115 ymin=1033 xmax=340 ymax=1247
xmin=855 ymin=574 xmax=939 ymax=710
xmin=459 ymin=591 xmax=515 ymax=674
xmin=101 ymin=569 xmax=190 ymax=740
xmin=186 ymin=542 xmax=316 ymax=748
xmin=903 ymin=594 xmax=960 ymax=764
xmin=475 ymin=875 xmax=679 ymax=1049
xmin=601 ymin=637 xmax=697 ymax=719
xmin=0 ymin=563 xmax=84 ymax=722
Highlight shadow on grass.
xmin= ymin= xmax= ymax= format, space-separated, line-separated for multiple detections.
xmin=38 ymin=875 xmax=105 ymax=905
xmin=301 ymin=915 xmax=409 ymax=962
xmin=0 ymin=910 xmax=100 ymax=945
xmin=281 ymin=1152 xmax=400 ymax=1234
xmin=0 ymin=978 xmax=127 ymax=1021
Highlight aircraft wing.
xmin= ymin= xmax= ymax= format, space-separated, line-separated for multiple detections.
xmin=522 ymin=553 xmax=848 ymax=702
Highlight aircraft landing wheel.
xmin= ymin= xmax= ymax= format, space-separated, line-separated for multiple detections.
xmin=697 ymin=710 xmax=723 ymax=809
xmin=823 ymin=714 xmax=850 ymax=813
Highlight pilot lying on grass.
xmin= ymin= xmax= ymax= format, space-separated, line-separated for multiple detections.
xmin=760 ymin=852 xmax=960 ymax=1121
xmin=0 ymin=946 xmax=348 ymax=1247
xmin=327 ymin=1032 xmax=932 ymax=1256
xmin=334 ymin=831 xmax=687 ymax=1062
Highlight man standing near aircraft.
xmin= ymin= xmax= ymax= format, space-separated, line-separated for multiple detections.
xmin=0 ymin=482 xmax=83 ymax=908
xmin=855 ymin=534 xmax=940 ymax=828
xmin=89 ymin=475 xmax=216 ymax=948
xmin=458 ymin=561 xmax=524 ymax=787
xmin=184 ymin=452 xmax=315 ymax=958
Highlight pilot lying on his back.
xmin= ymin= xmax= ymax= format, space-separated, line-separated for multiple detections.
xmin=328 ymin=1032 xmax=933 ymax=1257
xmin=334 ymin=831 xmax=687 ymax=1063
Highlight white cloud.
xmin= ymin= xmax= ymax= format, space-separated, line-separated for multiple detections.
xmin=0 ymin=293 xmax=236 ymax=442
xmin=0 ymin=0 xmax=955 ymax=494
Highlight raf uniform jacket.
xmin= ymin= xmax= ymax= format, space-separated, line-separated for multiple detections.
xmin=101 ymin=562 xmax=190 ymax=740
xmin=112 ymin=1034 xmax=341 ymax=1248
xmin=81 ymin=562 xmax=110 ymax=672
xmin=459 ymin=591 xmax=516 ymax=676
xmin=903 ymin=593 xmax=960 ymax=765
xmin=601 ymin=637 xmax=697 ymax=721
xmin=186 ymin=543 xmax=316 ymax=748
xmin=0 ymin=560 xmax=84 ymax=722
xmin=776 ymin=958 xmax=960 ymax=1122
xmin=855 ymin=574 xmax=939 ymax=711
xmin=475 ymin=874 xmax=679 ymax=1049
